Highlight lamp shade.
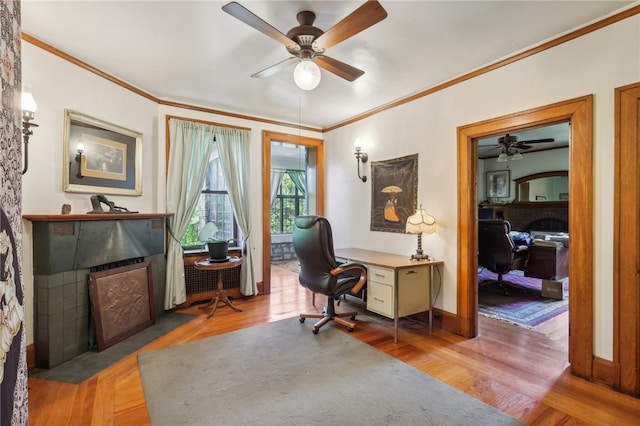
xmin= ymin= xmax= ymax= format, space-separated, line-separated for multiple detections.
xmin=511 ymin=151 xmax=523 ymax=160
xmin=21 ymin=85 xmax=37 ymax=120
xmin=405 ymin=206 xmax=436 ymax=235
xmin=496 ymin=152 xmax=509 ymax=162
xmin=293 ymin=60 xmax=321 ymax=90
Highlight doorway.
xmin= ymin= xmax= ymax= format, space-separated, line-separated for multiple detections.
xmin=261 ymin=130 xmax=324 ymax=294
xmin=475 ymin=123 xmax=570 ymax=343
xmin=457 ymin=96 xmax=595 ymax=380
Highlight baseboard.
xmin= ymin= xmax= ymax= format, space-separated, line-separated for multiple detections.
xmin=433 ymin=308 xmax=457 ymax=333
xmin=27 ymin=343 xmax=36 ymax=371
xmin=592 ymin=356 xmax=614 ymax=386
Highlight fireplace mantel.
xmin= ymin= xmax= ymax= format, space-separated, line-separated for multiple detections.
xmin=23 ymin=213 xmax=171 ymax=222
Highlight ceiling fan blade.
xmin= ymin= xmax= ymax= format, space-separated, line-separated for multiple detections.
xmin=519 ymin=138 xmax=555 ymax=144
xmin=251 ymin=57 xmax=299 ymax=78
xmin=315 ymin=56 xmax=365 ymax=82
xmin=518 ymin=144 xmax=533 ymax=149
xmin=313 ymin=0 xmax=388 ymax=51
xmin=222 ymin=2 xmax=300 ymax=51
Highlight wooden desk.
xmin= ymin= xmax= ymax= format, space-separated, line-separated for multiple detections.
xmin=194 ymin=257 xmax=243 ymax=318
xmin=334 ymin=248 xmax=443 ymax=343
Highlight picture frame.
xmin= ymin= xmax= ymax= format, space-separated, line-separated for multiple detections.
xmin=370 ymin=153 xmax=418 ymax=233
xmin=63 ymin=109 xmax=142 ymax=196
xmin=89 ymin=261 xmax=155 ymax=351
xmin=486 ymin=170 xmax=510 ymax=198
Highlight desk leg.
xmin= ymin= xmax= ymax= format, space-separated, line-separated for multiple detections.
xmin=394 ymin=275 xmax=399 ymax=344
xmin=429 ymin=265 xmax=434 ymax=334
xmin=200 ymin=270 xmax=243 ymax=319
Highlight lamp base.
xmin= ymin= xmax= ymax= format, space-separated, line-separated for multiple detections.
xmin=410 ymin=253 xmax=430 ymax=261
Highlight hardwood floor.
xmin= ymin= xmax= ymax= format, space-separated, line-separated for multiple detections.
xmin=28 ymin=266 xmax=640 ymax=425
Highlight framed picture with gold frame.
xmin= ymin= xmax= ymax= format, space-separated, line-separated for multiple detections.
xmin=63 ymin=109 xmax=142 ymax=196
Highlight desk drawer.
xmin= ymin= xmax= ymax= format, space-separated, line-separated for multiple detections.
xmin=367 ymin=281 xmax=393 ymax=318
xmin=368 ymin=266 xmax=394 ymax=285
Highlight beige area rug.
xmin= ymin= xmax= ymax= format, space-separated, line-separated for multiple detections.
xmin=138 ymin=318 xmax=523 ymax=425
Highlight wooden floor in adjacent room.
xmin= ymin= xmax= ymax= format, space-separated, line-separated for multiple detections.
xmin=28 ymin=265 xmax=640 ymax=425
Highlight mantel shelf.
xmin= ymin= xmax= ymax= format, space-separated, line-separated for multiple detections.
xmin=23 ymin=213 xmax=172 ymax=222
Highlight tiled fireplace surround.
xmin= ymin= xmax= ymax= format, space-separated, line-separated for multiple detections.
xmin=25 ymin=214 xmax=169 ymax=369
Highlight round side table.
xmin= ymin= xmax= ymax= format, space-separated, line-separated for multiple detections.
xmin=194 ymin=256 xmax=243 ymax=319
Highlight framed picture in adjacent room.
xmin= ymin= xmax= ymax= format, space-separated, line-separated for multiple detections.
xmin=63 ymin=109 xmax=142 ymax=196
xmin=370 ymin=153 xmax=418 ymax=233
xmin=486 ymin=170 xmax=510 ymax=198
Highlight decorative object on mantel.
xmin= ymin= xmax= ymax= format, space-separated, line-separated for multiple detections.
xmin=61 ymin=204 xmax=71 ymax=215
xmin=405 ymin=205 xmax=436 ymax=261
xmin=87 ymin=194 xmax=138 ymax=214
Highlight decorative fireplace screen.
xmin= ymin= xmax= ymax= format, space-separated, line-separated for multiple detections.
xmin=89 ymin=261 xmax=155 ymax=351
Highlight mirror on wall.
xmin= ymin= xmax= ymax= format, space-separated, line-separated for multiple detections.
xmin=514 ymin=171 xmax=568 ymax=202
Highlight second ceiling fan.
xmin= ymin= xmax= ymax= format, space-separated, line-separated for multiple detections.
xmin=222 ymin=1 xmax=388 ymax=89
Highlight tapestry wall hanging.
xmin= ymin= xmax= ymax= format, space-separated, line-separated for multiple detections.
xmin=370 ymin=154 xmax=418 ymax=233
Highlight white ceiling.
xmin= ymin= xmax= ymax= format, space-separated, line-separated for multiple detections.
xmin=21 ymin=1 xmax=635 ymax=130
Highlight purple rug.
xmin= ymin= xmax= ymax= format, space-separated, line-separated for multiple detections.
xmin=478 ymin=269 xmax=568 ymax=328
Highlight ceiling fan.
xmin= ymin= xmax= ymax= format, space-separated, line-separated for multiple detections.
xmin=497 ymin=133 xmax=555 ymax=151
xmin=222 ymin=1 xmax=388 ymax=89
xmin=482 ymin=133 xmax=556 ymax=161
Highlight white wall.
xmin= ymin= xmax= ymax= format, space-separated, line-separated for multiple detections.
xmin=324 ymin=16 xmax=640 ymax=361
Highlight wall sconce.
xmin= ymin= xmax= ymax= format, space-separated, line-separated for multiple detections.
xmin=405 ymin=205 xmax=436 ymax=261
xmin=21 ymin=85 xmax=39 ymax=175
xmin=75 ymin=143 xmax=85 ymax=178
xmin=354 ymin=145 xmax=368 ymax=182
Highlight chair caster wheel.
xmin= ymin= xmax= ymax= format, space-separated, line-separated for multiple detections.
xmin=347 ymin=327 xmax=354 ymax=332
xmin=299 ymin=317 xmax=305 ymax=323
xmin=312 ymin=328 xmax=319 ymax=335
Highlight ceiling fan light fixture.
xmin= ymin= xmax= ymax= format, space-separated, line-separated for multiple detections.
xmin=511 ymin=151 xmax=523 ymax=161
xmin=496 ymin=152 xmax=509 ymax=162
xmin=293 ymin=59 xmax=321 ymax=90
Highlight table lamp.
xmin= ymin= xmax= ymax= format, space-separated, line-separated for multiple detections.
xmin=405 ymin=205 xmax=436 ymax=261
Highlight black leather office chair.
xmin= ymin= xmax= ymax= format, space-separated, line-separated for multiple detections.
xmin=478 ymin=219 xmax=529 ymax=295
xmin=293 ymin=215 xmax=367 ymax=334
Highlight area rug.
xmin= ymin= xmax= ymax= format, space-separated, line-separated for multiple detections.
xmin=138 ymin=318 xmax=522 ymax=425
xmin=478 ymin=269 xmax=568 ymax=328
xmin=30 ymin=312 xmax=195 ymax=384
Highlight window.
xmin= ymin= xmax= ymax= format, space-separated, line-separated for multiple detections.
xmin=181 ymin=146 xmax=239 ymax=248
xmin=270 ymin=171 xmax=306 ymax=234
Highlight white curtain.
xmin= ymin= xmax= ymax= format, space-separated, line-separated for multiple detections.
xmin=216 ymin=127 xmax=257 ymax=295
xmin=165 ymin=119 xmax=215 ymax=309
xmin=270 ymin=169 xmax=285 ymax=207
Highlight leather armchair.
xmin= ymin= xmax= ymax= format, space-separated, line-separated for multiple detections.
xmin=478 ymin=219 xmax=529 ymax=294
xmin=293 ymin=215 xmax=367 ymax=334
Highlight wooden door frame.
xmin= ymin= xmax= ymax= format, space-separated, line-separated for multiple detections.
xmin=261 ymin=130 xmax=325 ymax=294
xmin=457 ymin=96 xmax=594 ymax=380
xmin=613 ymin=82 xmax=640 ymax=395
